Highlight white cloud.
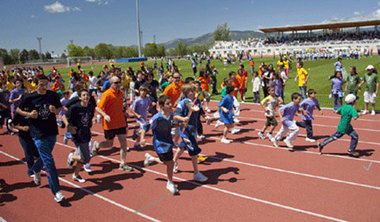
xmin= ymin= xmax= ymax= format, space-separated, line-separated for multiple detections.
xmin=373 ymin=9 xmax=380 ymax=18
xmin=44 ymin=1 xmax=81 ymax=13
xmin=322 ymin=8 xmax=380 ymax=24
xmin=31 ymin=14 xmax=36 ymax=18
xmin=85 ymin=0 xmax=97 ymax=2
xmin=353 ymin=11 xmax=361 ymax=15
xmin=85 ymin=0 xmax=109 ymax=5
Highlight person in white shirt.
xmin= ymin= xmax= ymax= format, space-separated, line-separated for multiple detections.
xmin=88 ymin=71 xmax=98 ymax=96
xmin=251 ymin=71 xmax=261 ymax=103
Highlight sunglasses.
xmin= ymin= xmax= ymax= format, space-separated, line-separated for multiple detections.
xmin=112 ymin=81 xmax=121 ymax=84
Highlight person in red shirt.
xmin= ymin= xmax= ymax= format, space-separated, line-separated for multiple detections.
xmin=236 ymin=69 xmax=247 ymax=102
xmin=197 ymin=69 xmax=211 ymax=112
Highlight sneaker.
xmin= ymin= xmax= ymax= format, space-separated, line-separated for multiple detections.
xmin=271 ymin=138 xmax=278 ymax=147
xmin=231 ymin=128 xmax=240 ymax=135
xmin=54 ymin=191 xmax=65 ymax=203
xmin=348 ymin=150 xmax=360 ymax=157
xmin=258 ymin=131 xmax=265 ymax=140
xmin=284 ymin=139 xmax=293 ymax=148
xmin=362 ymin=110 xmax=368 ymax=115
xmin=166 ymin=180 xmax=178 ymax=194
xmin=197 ymin=155 xmax=208 ymax=163
xmin=205 ymin=107 xmax=211 ymax=113
xmin=234 ymin=118 xmax=240 ymax=123
xmin=214 ymin=120 xmax=223 ymax=128
xmin=197 ymin=135 xmax=206 ymax=140
xmin=63 ymin=136 xmax=68 ymax=145
xmin=67 ymin=153 xmax=74 ymax=169
xmin=144 ymin=153 xmax=155 ymax=167
xmin=221 ymin=137 xmax=231 ymax=144
xmin=371 ymin=110 xmax=376 ymax=116
xmin=305 ymin=137 xmax=316 ymax=142
xmin=84 ymin=163 xmax=92 ymax=173
xmin=193 ymin=172 xmax=208 ymax=182
xmin=318 ymin=143 xmax=324 ymax=154
xmin=267 ymin=132 xmax=274 ymax=140
xmin=91 ymin=141 xmax=99 ymax=156
xmin=173 ymin=162 xmax=179 ymax=173
xmin=33 ymin=171 xmax=41 ymax=186
xmin=73 ymin=174 xmax=86 ymax=183
xmin=119 ymin=163 xmax=133 ymax=172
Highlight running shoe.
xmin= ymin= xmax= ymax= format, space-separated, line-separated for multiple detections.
xmin=166 ymin=180 xmax=178 ymax=194
xmin=221 ymin=137 xmax=231 ymax=144
xmin=73 ymin=174 xmax=86 ymax=183
xmin=231 ymin=128 xmax=240 ymax=135
xmin=284 ymin=139 xmax=294 ymax=148
xmin=119 ymin=163 xmax=133 ymax=172
xmin=348 ymin=150 xmax=360 ymax=158
xmin=144 ymin=153 xmax=155 ymax=167
xmin=33 ymin=171 xmax=41 ymax=186
xmin=173 ymin=162 xmax=179 ymax=173
xmin=91 ymin=141 xmax=99 ymax=156
xmin=258 ymin=131 xmax=265 ymax=140
xmin=54 ymin=191 xmax=65 ymax=203
xmin=67 ymin=153 xmax=74 ymax=169
xmin=197 ymin=155 xmax=208 ymax=163
xmin=193 ymin=172 xmax=208 ymax=182
xmin=305 ymin=137 xmax=316 ymax=142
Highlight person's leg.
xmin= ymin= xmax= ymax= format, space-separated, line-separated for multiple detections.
xmin=333 ymin=94 xmax=338 ymax=111
xmin=371 ymin=102 xmax=376 ymax=113
xmin=33 ymin=135 xmax=61 ymax=195
xmin=191 ymin=156 xmax=199 ymax=174
xmin=275 ymin=125 xmax=288 ymax=141
xmin=18 ymin=136 xmax=34 ymax=176
xmin=165 ymin=160 xmax=174 ymax=182
xmin=173 ymin=147 xmax=185 ymax=163
xmin=287 ymin=123 xmax=299 ymax=143
xmin=305 ymin=120 xmax=313 ymax=139
xmin=348 ymin=130 xmax=359 ymax=152
xmin=116 ymin=134 xmax=127 ymax=164
xmin=319 ymin=132 xmax=344 ymax=147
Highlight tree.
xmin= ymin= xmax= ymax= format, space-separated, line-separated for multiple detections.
xmin=19 ymin=49 xmax=29 ymax=63
xmin=157 ymin=45 xmax=166 ymax=57
xmin=189 ymin=44 xmax=210 ymax=55
xmin=61 ymin=53 xmax=67 ymax=59
xmin=83 ymin=46 xmax=95 ymax=58
xmin=45 ymin=52 xmax=52 ymax=60
xmin=113 ymin=46 xmax=125 ymax=59
xmin=9 ymin=49 xmax=20 ymax=64
xmin=0 ymin=48 xmax=13 ymax=65
xmin=94 ymin=43 xmax=113 ymax=59
xmin=124 ymin=46 xmax=138 ymax=58
xmin=213 ymin=23 xmax=231 ymax=41
xmin=175 ymin=42 xmax=188 ymax=56
xmin=28 ymin=49 xmax=40 ymax=61
xmin=143 ymin=43 xmax=159 ymax=57
xmin=67 ymin=43 xmax=84 ymax=57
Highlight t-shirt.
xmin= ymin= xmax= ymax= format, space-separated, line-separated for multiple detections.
xmin=236 ymin=74 xmax=247 ymax=89
xmin=12 ymin=113 xmax=31 ymax=139
xmin=261 ymin=95 xmax=278 ymax=117
xmin=146 ymin=80 xmax=159 ymax=100
xmin=273 ymin=79 xmax=283 ymax=97
xmin=283 ymin=60 xmax=289 ymax=69
xmin=297 ymin=68 xmax=308 ymax=87
xmin=131 ymin=96 xmax=152 ymax=122
xmin=0 ymin=90 xmax=10 ymax=109
xmin=89 ymin=76 xmax=98 ymax=90
xmin=331 ymin=77 xmax=344 ymax=94
xmin=134 ymin=79 xmax=146 ymax=93
xmin=363 ymin=73 xmax=378 ymax=93
xmin=175 ymin=97 xmax=201 ymax=132
xmin=162 ymin=82 xmax=183 ymax=106
xmin=18 ymin=90 xmax=62 ymax=139
xmin=279 ymin=102 xmax=300 ymax=127
xmin=144 ymin=112 xmax=174 ymax=154
xmin=218 ymin=94 xmax=234 ymax=120
xmin=160 ymin=81 xmax=170 ymax=92
xmin=334 ymin=61 xmax=342 ymax=72
xmin=336 ymin=104 xmax=359 ymax=134
xmin=66 ymin=102 xmax=96 ymax=144
xmin=97 ymin=88 xmax=126 ymax=130
xmin=220 ymin=86 xmax=227 ymax=98
xmin=10 ymin=88 xmax=25 ymax=114
xmin=300 ymin=98 xmax=319 ymax=121
xmin=198 ymin=76 xmax=210 ymax=92
xmin=346 ymin=74 xmax=361 ymax=93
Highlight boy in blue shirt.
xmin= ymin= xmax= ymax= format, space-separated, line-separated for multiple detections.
xmin=218 ymin=85 xmax=236 ymax=144
xmin=140 ymin=95 xmax=178 ymax=194
xmin=296 ymin=89 xmax=323 ymax=142
xmin=274 ymin=92 xmax=307 ymax=149
xmin=318 ymin=94 xmax=360 ymax=157
xmin=172 ymin=84 xmax=208 ymax=182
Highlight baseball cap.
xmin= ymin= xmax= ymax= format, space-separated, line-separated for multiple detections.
xmin=345 ymin=94 xmax=356 ymax=104
xmin=366 ymin=65 xmax=374 ymax=70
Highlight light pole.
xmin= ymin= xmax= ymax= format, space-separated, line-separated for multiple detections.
xmin=37 ymin=37 xmax=42 ymax=61
xmin=136 ymin=0 xmax=142 ymax=57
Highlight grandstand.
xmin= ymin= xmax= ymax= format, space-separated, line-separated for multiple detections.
xmin=209 ymin=20 xmax=380 ymax=58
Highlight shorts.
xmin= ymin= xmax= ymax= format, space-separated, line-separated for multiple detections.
xmin=364 ymin=91 xmax=376 ymax=104
xmin=74 ymin=142 xmax=91 ymax=164
xmin=265 ymin=116 xmax=278 ymax=127
xmin=157 ymin=151 xmax=173 ymax=162
xmin=179 ymin=129 xmax=201 ymax=156
xmin=104 ymin=127 xmax=126 ymax=140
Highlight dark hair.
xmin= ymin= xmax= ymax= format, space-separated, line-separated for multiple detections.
xmin=268 ymin=86 xmax=275 ymax=92
xmin=350 ymin=66 xmax=357 ymax=74
xmin=226 ymin=85 xmax=234 ymax=94
xmin=291 ymin=92 xmax=302 ymax=100
xmin=185 ymin=77 xmax=195 ymax=84
xmin=78 ymin=89 xmax=89 ymax=96
xmin=229 ymin=71 xmax=236 ymax=77
xmin=240 ymin=64 xmax=244 ymax=69
xmin=35 ymin=75 xmax=49 ymax=84
xmin=158 ymin=95 xmax=171 ymax=107
xmin=307 ymin=89 xmax=316 ymax=96
xmin=298 ymin=61 xmax=303 ymax=67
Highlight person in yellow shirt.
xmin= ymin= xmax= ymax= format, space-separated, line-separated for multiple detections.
xmin=294 ymin=61 xmax=309 ymax=99
xmin=283 ymin=57 xmax=290 ymax=77
xmin=6 ymin=76 xmax=15 ymax=91
xmin=277 ymin=57 xmax=284 ymax=68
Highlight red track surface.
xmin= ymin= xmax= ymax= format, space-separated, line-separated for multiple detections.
xmin=1 ymin=101 xmax=379 ymax=221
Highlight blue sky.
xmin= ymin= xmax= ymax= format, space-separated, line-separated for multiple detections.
xmin=1 ymin=0 xmax=379 ymax=55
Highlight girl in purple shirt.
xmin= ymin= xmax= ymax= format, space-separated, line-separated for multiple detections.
xmin=331 ymin=71 xmax=344 ymax=111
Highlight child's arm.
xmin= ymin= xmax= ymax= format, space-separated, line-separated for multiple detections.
xmin=12 ymin=123 xmax=29 ymax=132
xmin=127 ymin=107 xmax=142 ymax=119
xmin=277 ymin=109 xmax=284 ymax=122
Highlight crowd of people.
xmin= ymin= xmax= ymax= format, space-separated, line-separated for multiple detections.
xmin=0 ymin=55 xmax=378 ymax=202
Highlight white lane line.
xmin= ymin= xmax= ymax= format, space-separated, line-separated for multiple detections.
xmin=0 ymin=150 xmax=160 ymax=222
xmin=0 ymin=217 xmax=7 ymax=222
xmin=54 ymin=142 xmax=347 ymax=222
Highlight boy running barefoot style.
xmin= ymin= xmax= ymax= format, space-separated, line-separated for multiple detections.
xmin=129 ymin=85 xmax=154 ymax=149
xmin=274 ymin=92 xmax=307 ymax=149
xmin=296 ymin=89 xmax=323 ymax=142
xmin=219 ymin=85 xmax=239 ymax=144
xmin=64 ymin=89 xmax=96 ymax=183
xmin=318 ymin=94 xmax=360 ymax=157
xmin=172 ymin=84 xmax=208 ymax=182
xmin=140 ymin=95 xmax=178 ymax=194
xmin=258 ymin=86 xmax=283 ymax=147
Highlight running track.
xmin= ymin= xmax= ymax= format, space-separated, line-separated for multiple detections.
xmin=0 ymin=101 xmax=379 ymax=221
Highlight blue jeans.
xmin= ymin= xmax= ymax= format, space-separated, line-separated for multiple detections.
xmin=333 ymin=94 xmax=342 ymax=111
xmin=18 ymin=135 xmax=39 ymax=176
xmin=319 ymin=131 xmax=358 ymax=152
xmin=299 ymin=86 xmax=307 ymax=99
xmin=296 ymin=120 xmax=313 ymax=138
xmin=32 ymin=135 xmax=61 ymax=195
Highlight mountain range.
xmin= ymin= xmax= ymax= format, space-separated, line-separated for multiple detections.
xmin=158 ymin=30 xmax=265 ymax=49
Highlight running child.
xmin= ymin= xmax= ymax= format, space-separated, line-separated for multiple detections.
xmin=274 ymin=92 xmax=307 ymax=149
xmin=296 ymin=89 xmax=323 ymax=143
xmin=65 ymin=89 xmax=96 ymax=183
xmin=172 ymin=84 xmax=208 ymax=182
xmin=258 ymin=86 xmax=283 ymax=147
xmin=318 ymin=94 xmax=360 ymax=157
xmin=140 ymin=95 xmax=178 ymax=194
xmin=219 ymin=85 xmax=238 ymax=144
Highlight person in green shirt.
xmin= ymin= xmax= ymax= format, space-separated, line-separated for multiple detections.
xmin=358 ymin=65 xmax=378 ymax=115
xmin=318 ymin=94 xmax=360 ymax=157
xmin=345 ymin=66 xmax=361 ymax=96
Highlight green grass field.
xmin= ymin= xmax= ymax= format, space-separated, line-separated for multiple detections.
xmin=55 ymin=55 xmax=380 ymax=110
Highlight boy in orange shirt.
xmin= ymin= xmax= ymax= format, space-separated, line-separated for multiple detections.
xmin=197 ymin=69 xmax=211 ymax=112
